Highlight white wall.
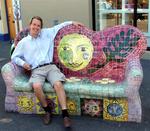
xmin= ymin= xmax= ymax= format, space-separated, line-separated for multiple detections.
xmin=0 ymin=0 xmax=8 ymax=34
xmin=20 ymin=0 xmax=92 ymax=28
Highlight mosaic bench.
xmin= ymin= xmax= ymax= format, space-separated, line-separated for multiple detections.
xmin=1 ymin=24 xmax=147 ymax=123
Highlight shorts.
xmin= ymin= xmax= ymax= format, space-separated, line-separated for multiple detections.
xmin=29 ymin=64 xmax=66 ymax=87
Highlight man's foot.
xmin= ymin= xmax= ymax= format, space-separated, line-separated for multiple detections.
xmin=43 ymin=112 xmax=52 ymax=125
xmin=63 ymin=117 xmax=72 ymax=128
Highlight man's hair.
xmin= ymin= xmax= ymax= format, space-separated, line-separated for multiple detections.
xmin=30 ymin=16 xmax=43 ymax=28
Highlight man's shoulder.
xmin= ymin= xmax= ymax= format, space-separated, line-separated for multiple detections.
xmin=41 ymin=28 xmax=52 ymax=32
xmin=40 ymin=28 xmax=53 ymax=36
xmin=18 ymin=35 xmax=30 ymax=44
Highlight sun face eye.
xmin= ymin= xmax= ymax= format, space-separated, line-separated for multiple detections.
xmin=63 ymin=46 xmax=69 ymax=51
xmin=81 ymin=47 xmax=86 ymax=52
xmin=63 ymin=47 xmax=67 ymax=50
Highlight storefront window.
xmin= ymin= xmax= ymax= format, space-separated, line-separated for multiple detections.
xmin=94 ymin=0 xmax=150 ymax=47
xmin=95 ymin=0 xmax=149 ymax=31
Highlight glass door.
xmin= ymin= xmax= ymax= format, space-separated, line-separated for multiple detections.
xmin=95 ymin=0 xmax=123 ymax=30
xmin=95 ymin=0 xmax=150 ymax=47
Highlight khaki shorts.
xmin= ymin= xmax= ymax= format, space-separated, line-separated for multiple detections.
xmin=29 ymin=64 xmax=66 ymax=87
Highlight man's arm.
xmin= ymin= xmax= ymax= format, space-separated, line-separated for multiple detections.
xmin=11 ymin=41 xmax=26 ymax=67
xmin=53 ymin=21 xmax=84 ymax=34
xmin=52 ymin=21 xmax=73 ymax=37
xmin=11 ymin=42 xmax=32 ymax=71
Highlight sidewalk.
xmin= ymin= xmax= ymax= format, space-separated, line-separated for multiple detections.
xmin=0 ymin=41 xmax=150 ymax=131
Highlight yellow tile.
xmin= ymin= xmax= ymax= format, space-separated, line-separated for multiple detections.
xmin=103 ymin=98 xmax=128 ymax=121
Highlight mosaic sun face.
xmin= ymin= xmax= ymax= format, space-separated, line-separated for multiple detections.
xmin=58 ymin=34 xmax=94 ymax=71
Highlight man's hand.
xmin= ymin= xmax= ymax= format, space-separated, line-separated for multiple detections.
xmin=23 ymin=63 xmax=31 ymax=70
xmin=73 ymin=21 xmax=84 ymax=26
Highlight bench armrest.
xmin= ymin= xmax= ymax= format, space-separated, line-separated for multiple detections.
xmin=1 ymin=62 xmax=27 ymax=94
xmin=126 ymin=57 xmax=143 ymax=81
xmin=125 ymin=57 xmax=143 ymax=96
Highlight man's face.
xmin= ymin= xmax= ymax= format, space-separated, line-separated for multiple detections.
xmin=29 ymin=18 xmax=41 ymax=38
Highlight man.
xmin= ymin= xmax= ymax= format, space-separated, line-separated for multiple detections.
xmin=11 ymin=16 xmax=78 ymax=127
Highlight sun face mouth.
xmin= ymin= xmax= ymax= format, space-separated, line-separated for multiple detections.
xmin=68 ymin=62 xmax=83 ymax=68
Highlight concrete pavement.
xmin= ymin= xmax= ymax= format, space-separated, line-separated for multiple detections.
xmin=0 ymin=41 xmax=150 ymax=131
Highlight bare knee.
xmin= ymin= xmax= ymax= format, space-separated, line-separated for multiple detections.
xmin=53 ymin=81 xmax=63 ymax=91
xmin=32 ymin=83 xmax=43 ymax=91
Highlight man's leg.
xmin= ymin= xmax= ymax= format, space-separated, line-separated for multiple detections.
xmin=53 ymin=81 xmax=67 ymax=109
xmin=32 ymin=83 xmax=52 ymax=125
xmin=53 ymin=81 xmax=71 ymax=127
xmin=32 ymin=83 xmax=47 ymax=106
xmin=46 ymin=64 xmax=71 ymax=127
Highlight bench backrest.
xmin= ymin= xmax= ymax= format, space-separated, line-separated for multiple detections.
xmin=14 ymin=24 xmax=147 ymax=82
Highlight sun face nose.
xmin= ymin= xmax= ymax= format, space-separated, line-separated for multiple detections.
xmin=68 ymin=52 xmax=82 ymax=65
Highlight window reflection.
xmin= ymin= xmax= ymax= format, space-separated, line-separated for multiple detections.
xmin=125 ymin=14 xmax=134 ymax=25
xmin=138 ymin=0 xmax=148 ymax=9
xmin=125 ymin=0 xmax=134 ymax=8
xmin=125 ymin=13 xmax=148 ymax=32
xmin=125 ymin=0 xmax=149 ymax=9
xmin=137 ymin=13 xmax=148 ymax=32
xmin=98 ymin=0 xmax=122 ymax=10
xmin=102 ymin=13 xmax=122 ymax=29
xmin=110 ymin=0 xmax=122 ymax=9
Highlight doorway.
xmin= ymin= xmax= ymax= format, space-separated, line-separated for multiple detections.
xmin=5 ymin=0 xmax=16 ymax=40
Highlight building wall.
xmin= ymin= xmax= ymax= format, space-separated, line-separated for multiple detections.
xmin=0 ymin=0 xmax=9 ymax=41
xmin=20 ymin=0 xmax=92 ymax=28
